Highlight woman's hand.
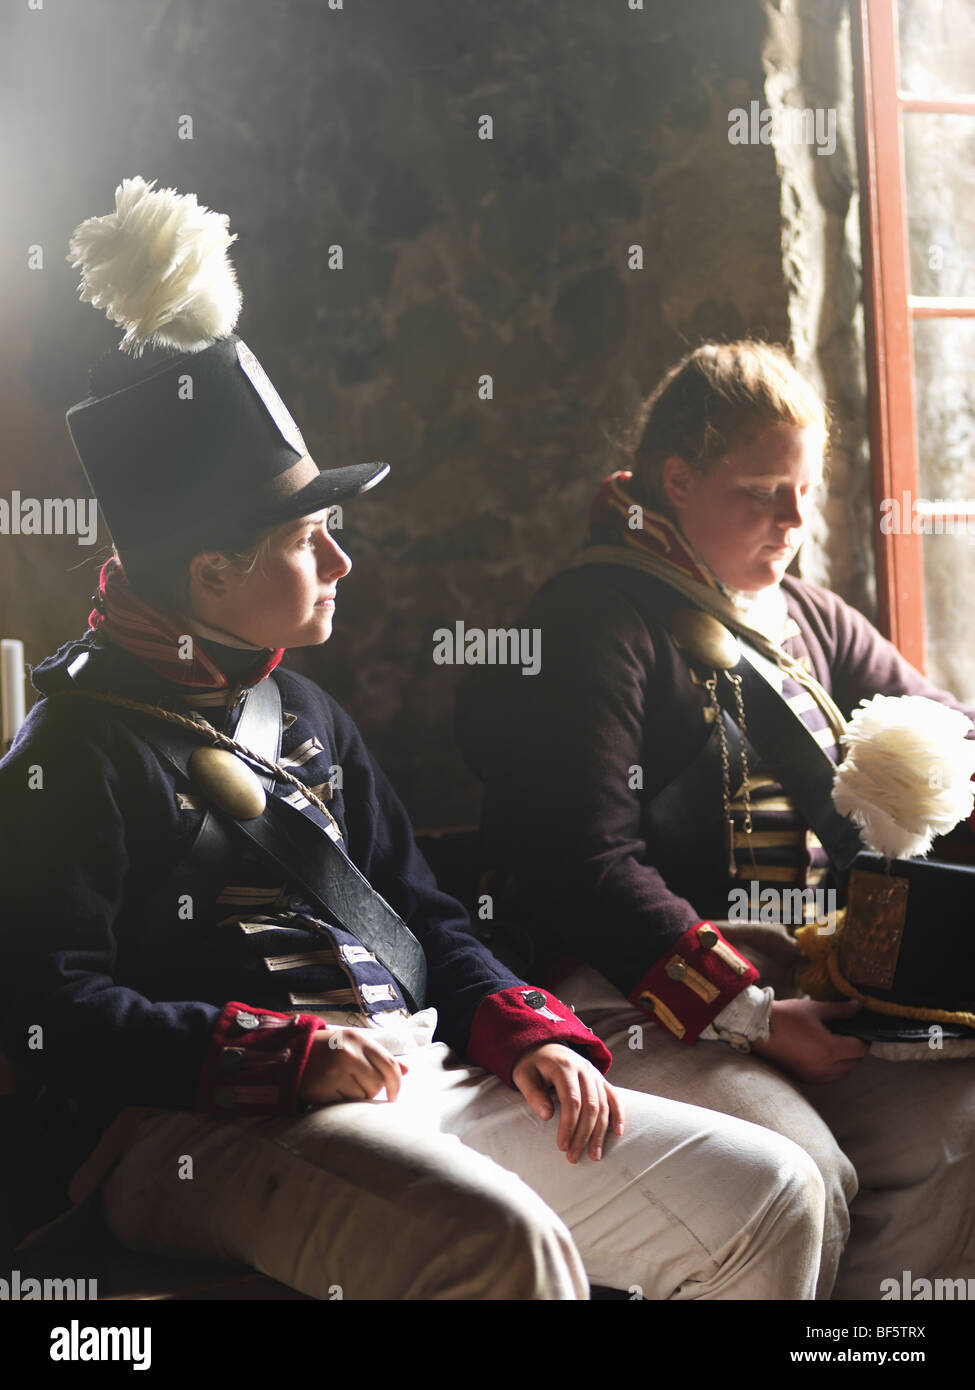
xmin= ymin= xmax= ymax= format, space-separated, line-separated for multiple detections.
xmin=511 ymin=1042 xmax=624 ymax=1163
xmin=751 ymin=998 xmax=869 ymax=1085
xmin=298 ymin=1026 xmax=409 ymax=1106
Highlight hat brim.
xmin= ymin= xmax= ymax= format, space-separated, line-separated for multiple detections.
xmin=123 ymin=460 xmax=390 ymax=582
xmin=226 ymin=460 xmax=390 ymax=544
xmin=284 ymin=460 xmax=390 ymax=511
xmin=828 ymin=1013 xmax=975 ymax=1042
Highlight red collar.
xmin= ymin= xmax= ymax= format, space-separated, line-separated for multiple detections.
xmin=89 ymin=557 xmax=285 ymax=691
xmin=587 ymin=472 xmax=723 ymax=593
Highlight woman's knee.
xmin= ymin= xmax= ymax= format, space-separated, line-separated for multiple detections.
xmin=609 ymin=1039 xmax=857 ymax=1223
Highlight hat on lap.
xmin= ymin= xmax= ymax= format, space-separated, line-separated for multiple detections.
xmin=798 ymin=695 xmax=975 ymax=1047
xmin=828 ymin=851 xmax=975 ymax=1041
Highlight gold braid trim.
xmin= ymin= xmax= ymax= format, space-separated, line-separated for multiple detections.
xmin=57 ymin=688 xmax=343 ymax=836
xmin=794 ymin=920 xmax=841 ymax=998
xmin=795 ymin=918 xmax=975 ymax=1030
xmin=823 ymin=953 xmax=975 ymax=1031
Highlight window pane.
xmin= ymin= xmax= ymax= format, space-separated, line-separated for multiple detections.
xmin=911 ymin=317 xmax=975 ymax=702
xmin=898 ymin=0 xmax=975 ymax=100
xmin=903 ymin=111 xmax=975 ymax=297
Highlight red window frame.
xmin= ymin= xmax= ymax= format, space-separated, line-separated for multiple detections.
xmin=851 ymin=0 xmax=975 ymax=672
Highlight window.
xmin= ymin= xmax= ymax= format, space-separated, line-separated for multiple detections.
xmin=852 ymin=0 xmax=975 ymax=699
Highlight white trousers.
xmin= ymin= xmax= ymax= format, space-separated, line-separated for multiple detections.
xmin=555 ymin=955 xmax=975 ymax=1301
xmin=95 ymin=1008 xmax=825 ymax=1300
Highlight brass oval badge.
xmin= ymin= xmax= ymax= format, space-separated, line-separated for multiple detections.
xmin=189 ymin=746 xmax=267 ymax=820
xmin=671 ymin=608 xmax=741 ymax=671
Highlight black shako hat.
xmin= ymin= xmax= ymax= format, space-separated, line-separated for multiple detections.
xmin=829 ymin=852 xmax=975 ymax=1041
xmin=65 ymin=177 xmax=387 ymax=582
xmin=822 ymin=693 xmax=975 ymax=1043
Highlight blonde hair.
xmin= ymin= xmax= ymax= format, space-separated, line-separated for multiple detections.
xmin=632 ymin=341 xmax=830 ymax=513
xmin=120 ymin=529 xmax=278 ymax=614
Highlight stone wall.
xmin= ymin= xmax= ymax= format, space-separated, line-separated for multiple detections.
xmin=2 ymin=0 xmax=870 ymax=824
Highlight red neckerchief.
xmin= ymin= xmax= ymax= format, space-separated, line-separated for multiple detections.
xmin=88 ymin=557 xmax=285 ymax=690
xmin=586 ymin=471 xmax=723 ymax=593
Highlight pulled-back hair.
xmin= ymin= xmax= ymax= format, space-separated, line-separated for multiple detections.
xmin=119 ymin=528 xmax=278 ymax=616
xmin=631 ymin=341 xmax=829 ymax=514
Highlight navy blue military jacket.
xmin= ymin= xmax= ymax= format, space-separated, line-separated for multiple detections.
xmin=0 ymin=632 xmax=607 ymax=1209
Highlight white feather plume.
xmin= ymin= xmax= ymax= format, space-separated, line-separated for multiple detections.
xmin=67 ymin=176 xmax=242 ymax=356
xmin=832 ymin=694 xmax=975 ymax=861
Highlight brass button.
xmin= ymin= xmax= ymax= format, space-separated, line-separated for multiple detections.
xmin=665 ymin=958 xmax=687 ymax=981
xmin=697 ymin=926 xmax=719 ymax=950
xmin=637 ymin=992 xmax=655 ymax=1013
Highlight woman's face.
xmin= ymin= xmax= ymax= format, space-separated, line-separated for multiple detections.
xmin=661 ymin=423 xmax=826 ymax=594
xmin=187 ymin=508 xmax=352 ymax=649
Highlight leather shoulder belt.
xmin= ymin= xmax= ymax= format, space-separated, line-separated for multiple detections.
xmin=594 ymin=564 xmax=865 ymax=872
xmin=64 ymin=662 xmax=428 ymax=1010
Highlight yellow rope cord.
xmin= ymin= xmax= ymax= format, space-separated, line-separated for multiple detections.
xmin=796 ymin=919 xmax=975 ymax=1030
xmin=823 ymin=951 xmax=975 ymax=1031
xmin=57 ymin=688 xmax=342 ymax=834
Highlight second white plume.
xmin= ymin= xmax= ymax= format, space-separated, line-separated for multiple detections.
xmin=67 ymin=176 xmax=242 ymax=356
xmin=832 ymin=694 xmax=975 ymax=861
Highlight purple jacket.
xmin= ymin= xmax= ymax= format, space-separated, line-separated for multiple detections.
xmin=456 ymin=562 xmax=975 ymax=1031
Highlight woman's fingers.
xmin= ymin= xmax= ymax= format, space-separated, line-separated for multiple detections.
xmin=554 ymin=1070 xmax=582 ymax=1155
xmin=606 ymin=1081 xmax=625 ymax=1138
xmin=302 ymin=1027 xmax=407 ymax=1105
xmin=532 ymin=1054 xmax=620 ymax=1162
xmin=564 ymin=1066 xmax=602 ymax=1164
xmin=586 ymin=1075 xmax=611 ymax=1162
xmin=351 ymin=1037 xmax=406 ymax=1100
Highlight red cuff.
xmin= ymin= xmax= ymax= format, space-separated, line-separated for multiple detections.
xmin=195 ymin=1002 xmax=325 ymax=1116
xmin=627 ymin=922 xmax=758 ymax=1045
xmin=465 ymin=985 xmax=612 ymax=1086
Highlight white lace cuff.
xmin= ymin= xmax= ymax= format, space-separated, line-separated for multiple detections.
xmin=699 ymin=985 xmax=774 ymax=1052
